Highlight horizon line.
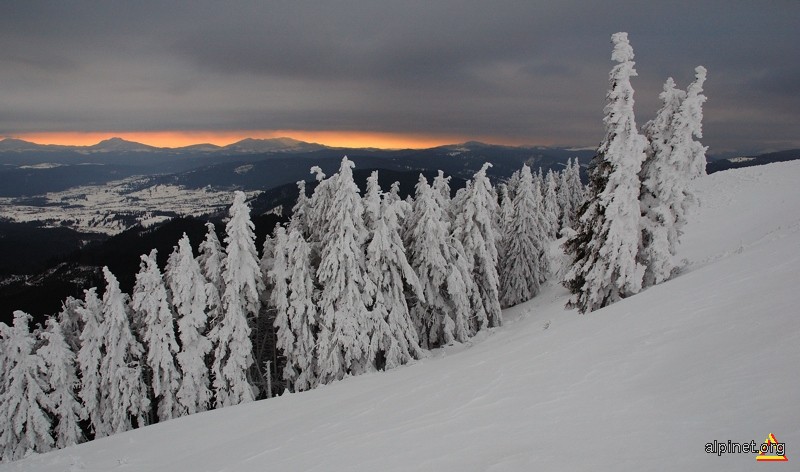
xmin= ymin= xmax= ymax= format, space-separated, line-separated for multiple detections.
xmin=3 ymin=130 xmax=565 ymax=151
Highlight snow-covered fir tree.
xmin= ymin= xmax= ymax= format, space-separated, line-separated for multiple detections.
xmin=269 ymin=227 xmax=293 ymax=387
xmin=364 ymin=191 xmax=425 ymax=369
xmin=213 ymin=191 xmax=262 ymax=406
xmin=499 ymin=165 xmax=549 ymax=307
xmin=452 ymin=163 xmax=502 ymax=328
xmin=432 ymin=170 xmax=454 ymax=222
xmin=132 ymin=250 xmax=181 ymax=422
xmin=563 ymin=32 xmax=647 ymax=313
xmin=316 ymin=157 xmax=371 ymax=383
xmin=406 ymin=175 xmax=468 ymax=347
xmin=76 ymin=288 xmax=104 ymax=438
xmin=198 ymin=222 xmax=224 ymax=333
xmin=284 ymin=228 xmax=318 ymax=391
xmin=253 ymin=231 xmax=275 ymax=395
xmin=543 ymin=170 xmax=560 ymax=239
xmin=56 ymin=296 xmax=83 ymax=354
xmin=638 ymin=77 xmax=687 ymax=287
xmin=38 ymin=317 xmax=83 ymax=449
xmin=497 ymin=183 xmax=514 ymax=270
xmin=168 ymin=234 xmax=213 ymax=416
xmin=560 ymin=158 xmax=585 ymax=231
xmin=98 ymin=267 xmax=150 ymax=436
xmin=0 ymin=311 xmax=53 ymax=461
xmin=271 ymin=226 xmax=317 ymax=392
xmin=288 ymin=180 xmax=311 ymax=237
xmin=638 ymin=67 xmax=708 ymax=287
xmin=680 ymin=66 xmax=709 ymax=180
xmin=307 ymin=165 xmax=335 ymax=248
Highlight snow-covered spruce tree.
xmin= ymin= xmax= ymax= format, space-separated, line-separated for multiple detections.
xmin=38 ymin=317 xmax=83 ymax=449
xmin=213 ymin=191 xmax=262 ymax=406
xmin=543 ymin=170 xmax=560 ymax=239
xmin=269 ymin=227 xmax=293 ymax=388
xmin=680 ymin=66 xmax=709 ymax=180
xmin=497 ymin=184 xmax=513 ymax=278
xmin=132 ymin=250 xmax=181 ymax=422
xmin=452 ymin=163 xmax=502 ymax=329
xmin=316 ymin=157 xmax=371 ymax=384
xmin=56 ymin=296 xmax=83 ymax=354
xmin=638 ymin=67 xmax=708 ymax=287
xmin=271 ymin=226 xmax=317 ymax=392
xmin=98 ymin=267 xmax=150 ymax=436
xmin=0 ymin=311 xmax=53 ymax=461
xmin=76 ymin=287 xmax=104 ymax=438
xmin=557 ymin=162 xmax=571 ymax=232
xmin=363 ymin=171 xmax=382 ymax=235
xmin=168 ymin=234 xmax=213 ymax=416
xmin=406 ymin=175 xmax=468 ymax=347
xmin=253 ymin=231 xmax=275 ymax=396
xmin=284 ymin=228 xmax=318 ymax=391
xmin=561 ymin=158 xmax=586 ymax=231
xmin=288 ymin=180 xmax=311 ymax=237
xmin=638 ymin=77 xmax=687 ymax=287
xmin=506 ymin=169 xmax=521 ymax=202
xmin=198 ymin=222 xmax=224 ymax=334
xmin=432 ymin=170 xmax=454 ymax=222
xmin=307 ymin=165 xmax=335 ymax=248
xmin=364 ymin=177 xmax=425 ymax=370
xmin=563 ymin=32 xmax=647 ymax=313
xmin=499 ymin=165 xmax=549 ymax=307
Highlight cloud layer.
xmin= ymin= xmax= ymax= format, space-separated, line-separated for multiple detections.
xmin=1 ymin=1 xmax=798 ymax=152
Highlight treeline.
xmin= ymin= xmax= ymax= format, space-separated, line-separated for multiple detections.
xmin=0 ymin=157 xmax=584 ymax=461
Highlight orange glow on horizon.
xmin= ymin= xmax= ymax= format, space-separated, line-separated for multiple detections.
xmin=8 ymin=130 xmax=544 ymax=150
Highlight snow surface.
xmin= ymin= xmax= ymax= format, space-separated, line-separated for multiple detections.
xmin=3 ymin=162 xmax=799 ymax=471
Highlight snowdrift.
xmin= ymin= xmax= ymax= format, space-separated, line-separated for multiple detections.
xmin=4 ymin=162 xmax=799 ymax=471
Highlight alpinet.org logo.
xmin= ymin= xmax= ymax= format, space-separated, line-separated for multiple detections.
xmin=704 ymin=433 xmax=787 ymax=462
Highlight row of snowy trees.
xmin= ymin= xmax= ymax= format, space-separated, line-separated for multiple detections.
xmin=0 ymin=157 xmax=585 ymax=461
xmin=563 ymin=32 xmax=707 ymax=313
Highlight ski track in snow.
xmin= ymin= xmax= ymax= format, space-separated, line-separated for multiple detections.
xmin=3 ymin=162 xmax=799 ymax=471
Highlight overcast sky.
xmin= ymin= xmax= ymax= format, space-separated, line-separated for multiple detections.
xmin=0 ymin=1 xmax=797 ymax=153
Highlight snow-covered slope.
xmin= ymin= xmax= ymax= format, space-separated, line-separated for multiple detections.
xmin=4 ymin=162 xmax=799 ymax=471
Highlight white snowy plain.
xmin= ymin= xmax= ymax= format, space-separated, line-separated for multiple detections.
xmin=3 ymin=161 xmax=799 ymax=471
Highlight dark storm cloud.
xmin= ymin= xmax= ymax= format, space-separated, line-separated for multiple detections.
xmin=0 ymin=0 xmax=797 ymax=152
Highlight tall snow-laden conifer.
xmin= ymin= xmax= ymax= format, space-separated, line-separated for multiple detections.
xmin=499 ymin=165 xmax=549 ymax=307
xmin=639 ymin=67 xmax=708 ymax=287
xmin=99 ymin=267 xmax=150 ymax=436
xmin=364 ymin=176 xmax=425 ymax=370
xmin=213 ymin=191 xmax=262 ymax=407
xmin=57 ymin=296 xmax=83 ymax=354
xmin=38 ymin=317 xmax=83 ymax=449
xmin=132 ymin=250 xmax=181 ymax=422
xmin=269 ymin=227 xmax=293 ymax=386
xmin=543 ymin=170 xmax=560 ymax=239
xmin=284 ymin=228 xmax=318 ymax=391
xmin=407 ymin=175 xmax=464 ymax=347
xmin=0 ymin=311 xmax=53 ymax=461
xmin=76 ymin=288 xmax=104 ymax=437
xmin=562 ymin=158 xmax=585 ymax=230
xmin=288 ymin=180 xmax=311 ymax=237
xmin=452 ymin=163 xmax=502 ymax=328
xmin=638 ymin=77 xmax=687 ymax=287
xmin=316 ymin=157 xmax=371 ymax=384
xmin=308 ymin=166 xmax=335 ymax=248
xmin=198 ymin=222 xmax=224 ymax=336
xmin=168 ymin=234 xmax=213 ymax=416
xmin=680 ymin=66 xmax=709 ymax=180
xmin=563 ymin=32 xmax=647 ymax=313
